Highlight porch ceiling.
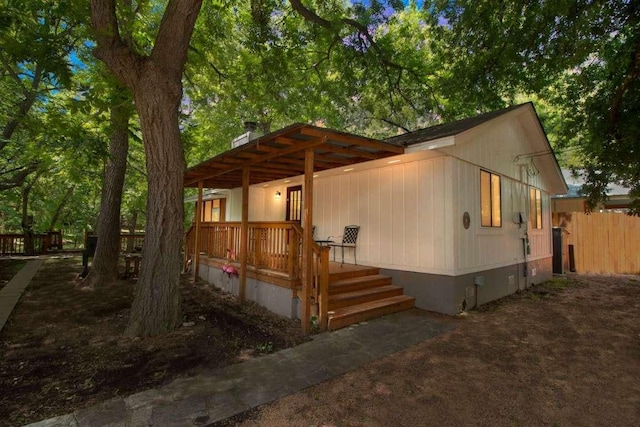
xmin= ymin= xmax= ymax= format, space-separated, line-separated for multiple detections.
xmin=184 ymin=124 xmax=404 ymax=188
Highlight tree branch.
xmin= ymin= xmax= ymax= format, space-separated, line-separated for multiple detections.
xmin=90 ymin=0 xmax=141 ymax=87
xmin=289 ymin=0 xmax=332 ymax=28
xmin=151 ymin=0 xmax=203 ymax=79
xmin=0 ymin=162 xmax=39 ymax=191
xmin=375 ymin=117 xmax=411 ymax=133
xmin=609 ymin=38 xmax=640 ymax=133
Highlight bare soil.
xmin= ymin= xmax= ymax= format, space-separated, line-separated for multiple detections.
xmin=238 ymin=275 xmax=640 ymax=427
xmin=0 ymin=259 xmax=25 ymax=291
xmin=0 ymin=257 xmax=308 ymax=426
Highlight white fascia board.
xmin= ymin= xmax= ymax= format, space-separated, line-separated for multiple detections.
xmin=184 ymin=189 xmax=230 ymax=203
xmin=405 ymin=136 xmax=456 ymax=153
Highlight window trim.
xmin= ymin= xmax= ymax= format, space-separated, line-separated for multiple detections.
xmin=480 ymin=170 xmax=502 ymax=228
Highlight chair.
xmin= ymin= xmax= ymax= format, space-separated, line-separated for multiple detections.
xmin=329 ymin=225 xmax=360 ymax=265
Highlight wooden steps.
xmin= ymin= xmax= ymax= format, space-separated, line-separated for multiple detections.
xmin=328 ymin=266 xmax=381 ymax=282
xmin=325 ymin=263 xmax=414 ymax=331
xmin=329 ymin=285 xmax=403 ymax=310
xmin=327 ymin=295 xmax=415 ymax=331
xmin=329 ymin=274 xmax=392 ymax=294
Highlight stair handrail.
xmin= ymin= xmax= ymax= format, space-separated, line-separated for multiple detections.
xmin=291 ymin=223 xmax=330 ymax=332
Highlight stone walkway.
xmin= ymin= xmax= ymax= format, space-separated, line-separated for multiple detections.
xmin=27 ymin=309 xmax=455 ymax=427
xmin=0 ymin=259 xmax=43 ymax=333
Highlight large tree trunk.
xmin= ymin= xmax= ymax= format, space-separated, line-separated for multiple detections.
xmin=91 ymin=0 xmax=202 ymax=336
xmin=83 ymin=90 xmax=131 ymax=288
xmin=125 ymin=76 xmax=185 ymax=335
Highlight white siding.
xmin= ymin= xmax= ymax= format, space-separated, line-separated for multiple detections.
xmin=313 ymin=156 xmax=455 ymax=274
xmin=225 ymin=187 xmax=265 ymax=221
xmin=451 ymin=158 xmax=552 ymax=274
xmin=440 ymin=112 xmax=548 ymax=191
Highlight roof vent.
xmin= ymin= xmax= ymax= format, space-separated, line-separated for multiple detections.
xmin=231 ymin=121 xmax=261 ymax=149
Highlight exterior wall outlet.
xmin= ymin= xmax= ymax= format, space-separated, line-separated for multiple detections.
xmin=508 ymin=275 xmax=515 ymax=285
xmin=531 ymin=268 xmax=537 ymax=277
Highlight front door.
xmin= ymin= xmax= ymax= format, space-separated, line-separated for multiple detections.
xmin=286 ymin=185 xmax=302 ymax=222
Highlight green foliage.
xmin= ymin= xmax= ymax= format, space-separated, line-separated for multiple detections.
xmin=425 ymin=0 xmax=640 ymax=212
xmin=2 ymin=0 xmax=639 ymax=240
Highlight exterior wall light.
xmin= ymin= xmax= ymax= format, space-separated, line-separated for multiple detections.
xmin=275 ymin=191 xmax=281 ymax=200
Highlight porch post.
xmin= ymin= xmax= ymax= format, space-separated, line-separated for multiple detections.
xmin=194 ymin=181 xmax=203 ymax=279
xmin=301 ymin=148 xmax=314 ymax=333
xmin=239 ymin=167 xmax=249 ymax=303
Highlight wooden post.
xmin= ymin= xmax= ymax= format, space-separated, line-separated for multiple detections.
xmin=239 ymin=168 xmax=250 ymax=303
xmin=194 ymin=181 xmax=203 ymax=279
xmin=318 ymin=246 xmax=330 ymax=331
xmin=301 ymin=148 xmax=314 ymax=333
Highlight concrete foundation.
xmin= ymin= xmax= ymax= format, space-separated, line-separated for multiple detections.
xmin=199 ymin=263 xmax=300 ymax=319
xmin=381 ymin=257 xmax=553 ymax=315
xmin=198 ymin=256 xmax=552 ymax=319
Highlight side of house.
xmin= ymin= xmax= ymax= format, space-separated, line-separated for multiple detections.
xmin=188 ymin=103 xmax=567 ymax=316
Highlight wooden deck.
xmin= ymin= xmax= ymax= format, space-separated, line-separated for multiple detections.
xmin=186 ymin=222 xmax=414 ymax=332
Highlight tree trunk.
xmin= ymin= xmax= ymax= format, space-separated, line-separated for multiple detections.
xmin=91 ymin=0 xmax=203 ymax=336
xmin=125 ymin=75 xmax=185 ymax=336
xmin=83 ymin=90 xmax=131 ymax=288
xmin=20 ymin=172 xmax=41 ymax=256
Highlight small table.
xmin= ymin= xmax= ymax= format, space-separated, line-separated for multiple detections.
xmin=314 ymin=240 xmax=334 ymax=246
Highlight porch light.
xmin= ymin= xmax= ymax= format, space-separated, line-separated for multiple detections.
xmin=275 ymin=191 xmax=281 ymax=200
xmin=343 ymin=167 xmax=354 ymax=172
xmin=388 ymin=159 xmax=401 ymax=164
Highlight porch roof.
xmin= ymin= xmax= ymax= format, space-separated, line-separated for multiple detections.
xmin=184 ymin=124 xmax=404 ymax=188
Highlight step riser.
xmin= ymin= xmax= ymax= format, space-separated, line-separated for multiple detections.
xmin=329 ymin=288 xmax=403 ymax=310
xmin=329 ymin=268 xmax=380 ymax=282
xmin=329 ymin=277 xmax=392 ymax=294
xmin=328 ymin=298 xmax=415 ymax=331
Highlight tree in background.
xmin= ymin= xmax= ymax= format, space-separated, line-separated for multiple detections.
xmin=0 ymin=0 xmax=82 ymax=190
xmin=424 ymin=0 xmax=639 ymax=212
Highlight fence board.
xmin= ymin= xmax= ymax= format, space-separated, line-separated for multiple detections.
xmin=554 ymin=212 xmax=640 ymax=274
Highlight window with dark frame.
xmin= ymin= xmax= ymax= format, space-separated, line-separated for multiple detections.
xmin=480 ymin=170 xmax=501 ymax=227
xmin=529 ymin=187 xmax=542 ymax=229
xmin=199 ymin=198 xmax=225 ymax=222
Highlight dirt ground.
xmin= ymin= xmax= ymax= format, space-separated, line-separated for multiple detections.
xmin=238 ymin=274 xmax=640 ymax=427
xmin=2 ymin=259 xmax=639 ymax=427
xmin=0 ymin=258 xmax=25 ymax=291
xmin=0 ymin=257 xmax=308 ymax=426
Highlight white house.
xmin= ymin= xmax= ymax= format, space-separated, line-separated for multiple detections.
xmin=184 ymin=102 xmax=567 ymax=330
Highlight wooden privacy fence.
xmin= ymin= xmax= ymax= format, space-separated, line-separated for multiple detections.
xmin=554 ymin=212 xmax=640 ymax=274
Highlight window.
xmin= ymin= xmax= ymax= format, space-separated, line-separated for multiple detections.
xmin=286 ymin=185 xmax=302 ymax=222
xmin=200 ymin=198 xmax=225 ymax=222
xmin=480 ymin=170 xmax=501 ymax=227
xmin=529 ymin=188 xmax=542 ymax=229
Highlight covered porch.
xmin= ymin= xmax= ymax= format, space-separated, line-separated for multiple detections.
xmin=183 ymin=124 xmax=411 ymax=332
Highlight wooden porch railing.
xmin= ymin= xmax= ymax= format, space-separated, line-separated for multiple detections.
xmin=120 ymin=233 xmax=145 ymax=253
xmin=184 ymin=221 xmax=330 ymax=332
xmin=1 ymin=231 xmax=62 ymax=256
xmin=185 ymin=221 xmax=302 ymax=277
xmin=1 ymin=234 xmax=26 ymax=255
